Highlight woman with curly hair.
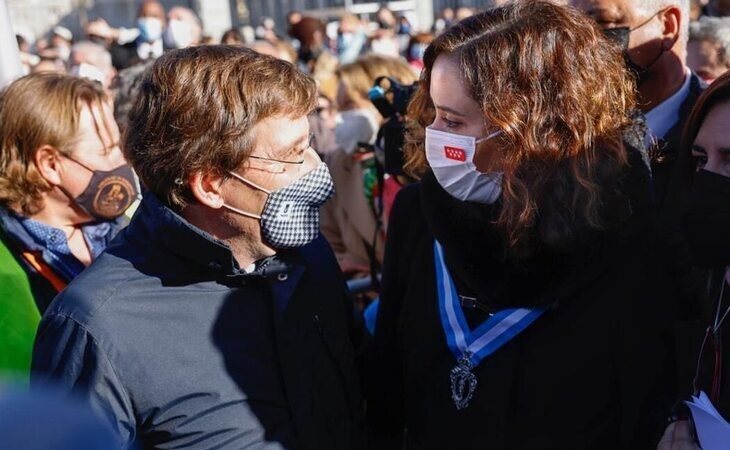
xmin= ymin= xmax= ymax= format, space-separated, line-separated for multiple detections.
xmin=366 ymin=1 xmax=678 ymax=449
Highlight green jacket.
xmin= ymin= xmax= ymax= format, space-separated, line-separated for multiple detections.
xmin=0 ymin=237 xmax=41 ymax=382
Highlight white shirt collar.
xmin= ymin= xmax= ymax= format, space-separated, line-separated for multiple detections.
xmin=137 ymin=39 xmax=164 ymax=60
xmin=644 ymin=71 xmax=692 ymax=143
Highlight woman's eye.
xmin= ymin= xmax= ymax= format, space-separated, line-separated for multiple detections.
xmin=442 ymin=117 xmax=460 ymax=129
xmin=693 ymin=156 xmax=707 ymax=169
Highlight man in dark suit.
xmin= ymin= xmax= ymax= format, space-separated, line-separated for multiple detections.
xmin=572 ymin=0 xmax=706 ymax=209
xmin=572 ymin=1 xmax=711 ymax=428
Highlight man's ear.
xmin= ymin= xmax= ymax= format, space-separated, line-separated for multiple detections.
xmin=33 ymin=145 xmax=64 ymax=187
xmin=188 ymin=170 xmax=226 ymax=209
xmin=660 ymin=6 xmax=682 ymax=49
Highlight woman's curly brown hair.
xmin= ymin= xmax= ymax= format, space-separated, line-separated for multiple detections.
xmin=405 ymin=0 xmax=637 ymax=254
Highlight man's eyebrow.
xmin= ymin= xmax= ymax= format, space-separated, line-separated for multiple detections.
xmin=281 ymin=134 xmax=310 ymax=152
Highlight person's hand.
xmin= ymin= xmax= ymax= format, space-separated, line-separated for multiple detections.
xmin=657 ymin=420 xmax=701 ymax=450
xmin=85 ymin=19 xmax=117 ymax=41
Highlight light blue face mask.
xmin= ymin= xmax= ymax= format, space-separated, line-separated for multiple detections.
xmin=409 ymin=43 xmax=428 ymax=61
xmin=137 ymin=17 xmax=163 ymax=43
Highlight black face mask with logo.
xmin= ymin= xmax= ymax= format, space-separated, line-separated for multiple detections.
xmin=61 ymin=156 xmax=139 ymax=221
xmin=681 ymin=170 xmax=730 ymax=268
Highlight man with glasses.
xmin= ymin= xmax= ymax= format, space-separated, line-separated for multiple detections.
xmin=32 ymin=45 xmax=365 ymax=450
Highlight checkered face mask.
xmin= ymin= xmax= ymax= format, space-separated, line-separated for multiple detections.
xmin=225 ymin=162 xmax=335 ymax=249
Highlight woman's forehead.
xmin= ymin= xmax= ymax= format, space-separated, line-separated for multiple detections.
xmin=696 ymin=102 xmax=730 ymax=144
xmin=430 ymin=55 xmax=480 ymax=114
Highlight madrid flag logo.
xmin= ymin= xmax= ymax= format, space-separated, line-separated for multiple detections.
xmin=444 ymin=146 xmax=467 ymax=162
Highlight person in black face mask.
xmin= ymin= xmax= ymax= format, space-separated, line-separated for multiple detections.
xmin=0 ymin=73 xmax=136 ymax=377
xmin=657 ymin=71 xmax=730 ymax=450
xmin=575 ymin=5 xmax=713 ymax=430
xmin=572 ymin=0 xmax=706 ymax=210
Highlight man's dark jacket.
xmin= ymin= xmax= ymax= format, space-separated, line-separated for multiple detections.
xmin=651 ymin=73 xmax=706 ymax=210
xmin=31 ymin=194 xmax=366 ymax=450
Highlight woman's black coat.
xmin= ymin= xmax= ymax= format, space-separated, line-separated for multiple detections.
xmin=366 ymin=158 xmax=680 ymax=450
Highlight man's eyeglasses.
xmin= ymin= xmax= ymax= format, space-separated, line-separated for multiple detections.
xmin=246 ymin=133 xmax=316 ymax=173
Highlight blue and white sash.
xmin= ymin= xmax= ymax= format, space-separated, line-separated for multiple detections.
xmin=434 ymin=240 xmax=547 ymax=410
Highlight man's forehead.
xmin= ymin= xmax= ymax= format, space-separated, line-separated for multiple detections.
xmin=573 ymin=0 xmax=630 ymax=16
xmin=254 ymin=116 xmax=309 ymax=153
xmin=140 ymin=2 xmax=165 ymax=18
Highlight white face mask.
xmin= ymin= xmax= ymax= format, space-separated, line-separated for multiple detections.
xmin=55 ymin=45 xmax=71 ymax=62
xmin=137 ymin=17 xmax=164 ymax=43
xmin=163 ymin=19 xmax=193 ymax=49
xmin=69 ymin=62 xmax=106 ymax=85
xmin=334 ymin=109 xmax=379 ymax=154
xmin=425 ymin=126 xmax=503 ymax=204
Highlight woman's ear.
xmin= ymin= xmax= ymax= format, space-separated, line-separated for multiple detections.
xmin=33 ymin=145 xmax=64 ymax=187
xmin=188 ymin=170 xmax=226 ymax=209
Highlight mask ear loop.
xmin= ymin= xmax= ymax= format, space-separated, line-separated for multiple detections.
xmin=692 ymin=278 xmax=728 ymax=403
xmin=227 ymin=170 xmax=272 ymax=195
xmin=220 ymin=170 xmax=272 ymax=220
xmin=60 ymin=153 xmax=95 ymax=173
xmin=712 ymin=278 xmax=728 ymax=334
xmin=221 ymin=203 xmax=262 ymax=220
xmin=626 ymin=8 xmax=679 ymax=74
xmin=476 ymin=115 xmax=503 ymax=144
xmin=476 ymin=129 xmax=503 ymax=144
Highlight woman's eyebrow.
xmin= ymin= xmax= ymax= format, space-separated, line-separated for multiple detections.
xmin=435 ymin=105 xmax=466 ymax=117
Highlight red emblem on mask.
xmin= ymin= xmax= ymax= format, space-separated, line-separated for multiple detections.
xmin=444 ymin=146 xmax=467 ymax=162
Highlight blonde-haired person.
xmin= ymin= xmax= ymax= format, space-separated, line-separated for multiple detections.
xmin=366 ymin=1 xmax=679 ymax=448
xmin=0 ymin=73 xmax=136 ymax=378
xmin=321 ymin=54 xmax=416 ymax=276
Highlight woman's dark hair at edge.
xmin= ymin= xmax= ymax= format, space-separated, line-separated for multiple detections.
xmin=678 ymin=70 xmax=730 ymax=185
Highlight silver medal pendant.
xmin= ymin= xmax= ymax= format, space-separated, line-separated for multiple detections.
xmin=450 ymin=352 xmax=478 ymax=410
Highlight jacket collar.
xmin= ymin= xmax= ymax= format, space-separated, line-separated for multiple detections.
xmin=0 ymin=208 xmax=46 ymax=254
xmin=0 ymin=207 xmax=125 ymax=256
xmin=127 ymin=194 xmax=294 ymax=278
xmin=128 ymin=193 xmax=242 ymax=274
xmin=644 ymin=70 xmax=692 ymax=143
xmin=658 ymin=72 xmax=707 ymax=153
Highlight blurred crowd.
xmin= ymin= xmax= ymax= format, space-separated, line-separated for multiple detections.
xmin=11 ymin=1 xmax=490 ymax=280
